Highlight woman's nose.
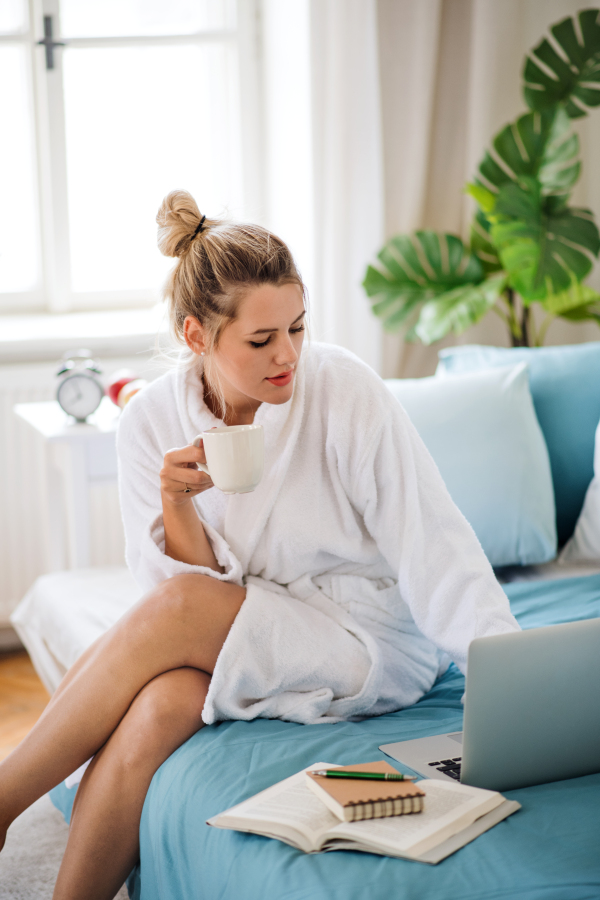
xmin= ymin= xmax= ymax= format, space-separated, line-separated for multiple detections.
xmin=274 ymin=334 xmax=298 ymax=365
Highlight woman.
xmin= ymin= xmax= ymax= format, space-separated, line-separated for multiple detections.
xmin=0 ymin=191 xmax=519 ymax=899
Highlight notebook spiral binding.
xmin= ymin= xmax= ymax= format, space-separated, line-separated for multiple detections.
xmin=346 ymin=794 xmax=424 ymax=822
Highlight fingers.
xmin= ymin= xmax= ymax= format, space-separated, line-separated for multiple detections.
xmin=161 ymin=471 xmax=213 ymax=500
xmin=161 ymin=459 xmax=210 ymax=487
xmin=161 ymin=480 xmax=209 ymax=499
xmin=161 ymin=440 xmax=213 ymax=502
xmin=164 ymin=443 xmax=206 ymax=467
xmin=162 ymin=467 xmax=210 ymax=491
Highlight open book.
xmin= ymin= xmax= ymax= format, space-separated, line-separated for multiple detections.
xmin=208 ymin=763 xmax=521 ymax=864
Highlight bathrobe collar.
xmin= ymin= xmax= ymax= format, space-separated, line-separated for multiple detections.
xmin=175 ymin=352 xmax=308 ymax=572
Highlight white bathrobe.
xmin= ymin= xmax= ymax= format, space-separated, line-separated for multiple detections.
xmin=117 ymin=341 xmax=519 ymax=726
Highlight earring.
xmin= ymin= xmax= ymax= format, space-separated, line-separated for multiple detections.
xmin=200 ymin=352 xmax=205 ymax=357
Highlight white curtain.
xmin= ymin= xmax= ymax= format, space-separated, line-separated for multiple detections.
xmin=308 ymin=0 xmax=384 ymax=373
xmin=260 ymin=0 xmax=384 ymax=374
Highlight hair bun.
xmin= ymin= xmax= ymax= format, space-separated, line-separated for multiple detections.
xmin=156 ymin=190 xmax=206 ymax=258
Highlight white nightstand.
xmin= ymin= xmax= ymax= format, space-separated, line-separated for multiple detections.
xmin=14 ymin=397 xmax=121 ymax=571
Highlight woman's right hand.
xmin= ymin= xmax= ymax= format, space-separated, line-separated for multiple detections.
xmin=160 ymin=439 xmax=214 ymax=507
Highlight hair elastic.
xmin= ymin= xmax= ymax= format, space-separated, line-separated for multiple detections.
xmin=192 ymin=215 xmax=206 ymax=240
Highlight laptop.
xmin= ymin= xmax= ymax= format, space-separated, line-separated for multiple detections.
xmin=380 ymin=617 xmax=600 ymax=792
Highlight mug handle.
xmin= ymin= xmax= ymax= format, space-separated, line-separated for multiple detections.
xmin=193 ymin=435 xmax=211 ymax=477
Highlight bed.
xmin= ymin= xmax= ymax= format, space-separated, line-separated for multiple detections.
xmin=49 ymin=572 xmax=600 ymax=900
xmin=13 ymin=341 xmax=600 ymax=897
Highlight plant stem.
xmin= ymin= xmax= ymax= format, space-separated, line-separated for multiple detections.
xmin=536 ymin=312 xmax=556 ymax=346
xmin=504 ymin=288 xmax=536 ymax=347
xmin=521 ymin=304 xmax=532 ymax=347
xmin=504 ymin=288 xmax=524 ymax=346
xmin=491 ymin=304 xmax=511 ymax=327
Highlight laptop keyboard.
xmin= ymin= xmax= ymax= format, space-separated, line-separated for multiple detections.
xmin=427 ymin=758 xmax=462 ymax=780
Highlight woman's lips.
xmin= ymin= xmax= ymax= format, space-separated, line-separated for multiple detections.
xmin=266 ymin=370 xmax=294 ymax=386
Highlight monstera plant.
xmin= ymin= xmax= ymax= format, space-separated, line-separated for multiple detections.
xmin=364 ymin=8 xmax=600 ymax=347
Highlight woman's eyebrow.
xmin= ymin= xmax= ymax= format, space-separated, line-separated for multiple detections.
xmin=247 ymin=310 xmax=306 ymax=336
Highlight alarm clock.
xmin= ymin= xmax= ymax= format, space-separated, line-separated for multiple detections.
xmin=56 ymin=350 xmax=104 ymax=421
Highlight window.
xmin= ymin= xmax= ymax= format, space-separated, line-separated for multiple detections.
xmin=0 ymin=0 xmax=260 ymax=314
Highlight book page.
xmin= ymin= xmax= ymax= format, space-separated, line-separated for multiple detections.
xmin=325 ymin=779 xmax=503 ymax=857
xmin=247 ymin=778 xmax=339 ymax=835
xmin=208 ymin=766 xmax=340 ymax=851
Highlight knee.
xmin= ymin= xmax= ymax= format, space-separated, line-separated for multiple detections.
xmin=117 ymin=669 xmax=209 ymax=769
xmin=143 ymin=573 xmax=214 ymax=621
xmin=134 ymin=667 xmax=209 ymax=727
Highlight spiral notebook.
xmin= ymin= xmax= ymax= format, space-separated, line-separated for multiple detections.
xmin=306 ymin=761 xmax=425 ymax=822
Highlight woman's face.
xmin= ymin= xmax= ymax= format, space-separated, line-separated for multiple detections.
xmin=185 ymin=281 xmax=306 ymax=415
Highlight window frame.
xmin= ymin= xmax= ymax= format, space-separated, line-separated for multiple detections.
xmin=0 ymin=0 xmax=263 ymax=315
xmin=0 ymin=3 xmax=44 ymax=312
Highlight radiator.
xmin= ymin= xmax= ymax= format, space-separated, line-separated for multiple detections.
xmin=0 ymin=358 xmax=159 ymax=624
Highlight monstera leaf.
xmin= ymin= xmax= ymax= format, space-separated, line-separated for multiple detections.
xmin=561 ymin=297 xmax=600 ymax=323
xmin=363 ymin=231 xmax=484 ymax=332
xmin=524 ymin=9 xmax=600 ymax=118
xmin=533 ymin=283 xmax=600 ymax=343
xmin=469 ymin=208 xmax=502 ymax=273
xmin=415 ymin=272 xmax=508 ymax=345
xmin=468 ymin=106 xmax=580 ymax=202
xmin=542 ymin=282 xmax=600 ymax=318
xmin=489 ymin=178 xmax=600 ymax=300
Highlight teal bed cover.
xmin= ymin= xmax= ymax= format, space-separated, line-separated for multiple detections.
xmin=51 ymin=574 xmax=600 ymax=900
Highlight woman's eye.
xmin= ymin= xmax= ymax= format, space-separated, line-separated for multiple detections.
xmin=249 ymin=325 xmax=304 ymax=349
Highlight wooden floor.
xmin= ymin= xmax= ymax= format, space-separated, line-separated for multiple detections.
xmin=0 ymin=651 xmax=50 ymax=761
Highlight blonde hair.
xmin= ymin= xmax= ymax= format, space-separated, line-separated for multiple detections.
xmin=156 ymin=190 xmax=306 ymax=419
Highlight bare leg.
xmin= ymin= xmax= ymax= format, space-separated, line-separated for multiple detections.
xmin=0 ymin=574 xmax=244 ymax=846
xmin=53 ymin=667 xmax=209 ymax=900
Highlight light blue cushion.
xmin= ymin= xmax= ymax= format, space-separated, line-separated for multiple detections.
xmin=437 ymin=343 xmax=600 ymax=545
xmin=385 ymin=364 xmax=556 ymax=567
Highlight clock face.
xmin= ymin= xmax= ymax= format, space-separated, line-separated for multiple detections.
xmin=57 ymin=373 xmax=104 ymax=420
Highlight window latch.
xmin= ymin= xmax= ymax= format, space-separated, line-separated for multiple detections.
xmin=37 ymin=16 xmax=66 ymax=71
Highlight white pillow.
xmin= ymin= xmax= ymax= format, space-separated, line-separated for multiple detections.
xmin=385 ymin=362 xmax=556 ymax=567
xmin=560 ymin=418 xmax=600 ymax=561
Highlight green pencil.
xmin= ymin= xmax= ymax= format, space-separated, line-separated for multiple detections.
xmin=309 ymin=770 xmax=417 ymax=781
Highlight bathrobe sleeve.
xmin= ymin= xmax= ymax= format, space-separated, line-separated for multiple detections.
xmin=353 ymin=391 xmax=520 ymax=674
xmin=116 ymin=394 xmax=243 ymax=592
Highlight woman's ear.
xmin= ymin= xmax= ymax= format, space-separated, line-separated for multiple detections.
xmin=183 ymin=316 xmax=207 ymax=357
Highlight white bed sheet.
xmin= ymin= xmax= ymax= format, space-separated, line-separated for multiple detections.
xmin=10 ymin=567 xmax=142 ymax=693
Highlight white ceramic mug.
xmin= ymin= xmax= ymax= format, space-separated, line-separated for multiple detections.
xmin=193 ymin=424 xmax=264 ymax=494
